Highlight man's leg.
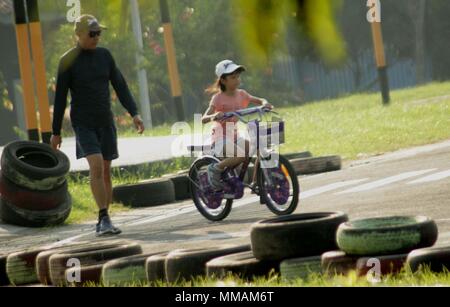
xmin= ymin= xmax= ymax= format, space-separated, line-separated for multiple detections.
xmin=103 ymin=160 xmax=113 ymax=209
xmin=86 ymin=154 xmax=119 ymax=236
xmin=86 ymin=154 xmax=107 ymax=210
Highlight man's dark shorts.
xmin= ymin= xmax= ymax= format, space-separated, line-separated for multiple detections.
xmin=73 ymin=125 xmax=119 ymax=161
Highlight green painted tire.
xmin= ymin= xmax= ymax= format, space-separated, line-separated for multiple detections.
xmin=102 ymin=253 xmax=162 ymax=286
xmin=6 ymin=247 xmax=48 ymax=285
xmin=49 ymin=242 xmax=142 ymax=286
xmin=337 ymin=216 xmax=438 ymax=256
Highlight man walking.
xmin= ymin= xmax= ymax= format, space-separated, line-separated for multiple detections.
xmin=51 ymin=15 xmax=145 ymax=236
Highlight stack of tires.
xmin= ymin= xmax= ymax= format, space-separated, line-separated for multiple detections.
xmin=247 ymin=212 xmax=349 ymax=281
xmin=324 ymin=216 xmax=440 ymax=277
xmin=0 ymin=141 xmax=71 ymax=227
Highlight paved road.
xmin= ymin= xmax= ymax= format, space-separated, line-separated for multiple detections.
xmin=0 ymin=134 xmax=206 ymax=171
xmin=1 ymin=139 xmax=449 ymax=255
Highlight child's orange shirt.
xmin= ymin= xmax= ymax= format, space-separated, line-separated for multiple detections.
xmin=210 ymin=90 xmax=254 ymax=143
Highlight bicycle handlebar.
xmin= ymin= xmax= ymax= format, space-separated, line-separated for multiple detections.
xmin=221 ymin=106 xmax=277 ymax=123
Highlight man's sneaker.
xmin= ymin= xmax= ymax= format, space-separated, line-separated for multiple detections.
xmin=96 ymin=216 xmax=122 ymax=237
xmin=207 ymin=164 xmax=224 ymax=191
xmin=96 ymin=221 xmax=121 ymax=234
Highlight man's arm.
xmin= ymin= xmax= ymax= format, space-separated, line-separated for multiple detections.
xmin=52 ymin=58 xmax=70 ymax=137
xmin=50 ymin=58 xmax=71 ymax=150
xmin=108 ymin=51 xmax=139 ymax=118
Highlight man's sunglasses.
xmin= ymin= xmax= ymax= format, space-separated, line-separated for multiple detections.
xmin=89 ymin=31 xmax=102 ymax=38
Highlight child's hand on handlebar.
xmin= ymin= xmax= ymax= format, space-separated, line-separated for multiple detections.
xmin=213 ymin=112 xmax=225 ymax=121
xmin=263 ymin=101 xmax=274 ymax=110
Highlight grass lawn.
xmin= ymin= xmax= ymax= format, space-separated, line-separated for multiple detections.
xmin=84 ymin=268 xmax=450 ymax=287
xmin=66 ymin=82 xmax=450 ymax=224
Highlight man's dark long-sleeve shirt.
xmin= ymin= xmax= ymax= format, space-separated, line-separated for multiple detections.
xmin=52 ymin=45 xmax=139 ymax=135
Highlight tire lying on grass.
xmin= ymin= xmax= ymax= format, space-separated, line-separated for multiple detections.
xmin=165 ymin=245 xmax=251 ymax=283
xmin=163 ymin=172 xmax=191 ymax=201
xmin=146 ymin=252 xmax=170 ymax=284
xmin=282 ymin=152 xmax=313 ymax=161
xmin=36 ymin=242 xmax=99 ymax=285
xmin=102 ymin=253 xmax=165 ymax=286
xmin=0 ymin=194 xmax=72 ymax=228
xmin=113 ymin=178 xmax=175 ymax=208
xmin=206 ymin=251 xmax=280 ymax=280
xmin=280 ymin=256 xmax=323 ymax=281
xmin=6 ymin=247 xmax=49 ymax=285
xmin=336 ymin=216 xmax=438 ymax=256
xmin=251 ymin=212 xmax=349 ymax=261
xmin=0 ymin=254 xmax=9 ymax=286
xmin=65 ymin=263 xmax=106 ymax=287
xmin=49 ymin=242 xmax=142 ymax=286
xmin=407 ymin=246 xmax=450 ymax=273
xmin=0 ymin=141 xmax=70 ymax=191
xmin=0 ymin=173 xmax=69 ymax=211
xmin=290 ymin=156 xmax=341 ymax=175
xmin=356 ymin=254 xmax=408 ymax=277
xmin=321 ymin=251 xmax=359 ymax=276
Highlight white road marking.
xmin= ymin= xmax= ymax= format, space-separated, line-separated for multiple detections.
xmin=336 ymin=169 xmax=437 ymax=194
xmin=301 ymin=179 xmax=369 ymax=199
xmin=407 ymin=170 xmax=450 ymax=185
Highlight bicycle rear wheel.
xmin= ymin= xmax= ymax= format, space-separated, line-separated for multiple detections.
xmin=189 ymin=157 xmax=233 ymax=222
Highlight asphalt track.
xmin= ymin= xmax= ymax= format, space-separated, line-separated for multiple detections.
xmin=1 ymin=139 xmax=449 ymax=255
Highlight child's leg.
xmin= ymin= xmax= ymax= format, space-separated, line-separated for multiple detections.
xmin=217 ymin=139 xmax=250 ymax=170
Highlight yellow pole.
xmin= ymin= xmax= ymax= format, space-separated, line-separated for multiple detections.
xmin=27 ymin=0 xmax=52 ymax=144
xmin=160 ymin=0 xmax=185 ymax=121
xmin=371 ymin=21 xmax=390 ymax=105
xmin=13 ymin=0 xmax=39 ymax=141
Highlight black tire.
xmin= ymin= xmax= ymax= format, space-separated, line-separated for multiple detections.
xmin=258 ymin=155 xmax=299 ymax=216
xmin=280 ymin=256 xmax=323 ymax=281
xmin=0 ymin=194 xmax=72 ymax=228
xmin=65 ymin=263 xmax=105 ymax=287
xmin=356 ymin=254 xmax=408 ymax=277
xmin=163 ymin=173 xmax=191 ymax=201
xmin=146 ymin=252 xmax=170 ymax=284
xmin=251 ymin=212 xmax=349 ymax=261
xmin=206 ymin=251 xmax=280 ymax=280
xmin=49 ymin=242 xmax=142 ymax=286
xmin=407 ymin=246 xmax=450 ymax=273
xmin=189 ymin=157 xmax=233 ymax=222
xmin=1 ymin=141 xmax=70 ymax=191
xmin=113 ymin=178 xmax=175 ymax=208
xmin=321 ymin=251 xmax=359 ymax=276
xmin=0 ymin=173 xmax=68 ymax=211
xmin=336 ymin=216 xmax=438 ymax=256
xmin=165 ymin=245 xmax=251 ymax=284
xmin=102 ymin=253 xmax=161 ymax=286
xmin=290 ymin=156 xmax=341 ymax=175
xmin=36 ymin=242 xmax=99 ymax=285
xmin=0 ymin=254 xmax=9 ymax=286
xmin=283 ymin=152 xmax=313 ymax=161
xmin=6 ymin=247 xmax=49 ymax=285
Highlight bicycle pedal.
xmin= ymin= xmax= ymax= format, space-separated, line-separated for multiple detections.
xmin=224 ymin=194 xmax=235 ymax=200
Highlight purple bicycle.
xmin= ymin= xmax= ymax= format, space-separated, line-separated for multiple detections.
xmin=187 ymin=106 xmax=300 ymax=222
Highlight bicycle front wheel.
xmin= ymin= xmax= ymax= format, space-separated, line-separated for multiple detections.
xmin=258 ymin=155 xmax=299 ymax=216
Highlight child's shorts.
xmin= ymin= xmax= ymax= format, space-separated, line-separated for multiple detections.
xmin=212 ymin=136 xmax=256 ymax=159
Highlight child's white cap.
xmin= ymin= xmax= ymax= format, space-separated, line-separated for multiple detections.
xmin=215 ymin=60 xmax=246 ymax=78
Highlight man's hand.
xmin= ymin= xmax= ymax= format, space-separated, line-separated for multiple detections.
xmin=50 ymin=135 xmax=62 ymax=151
xmin=133 ymin=115 xmax=145 ymax=134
